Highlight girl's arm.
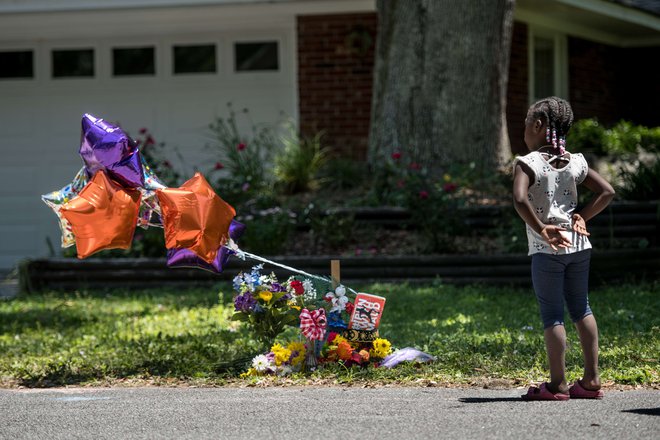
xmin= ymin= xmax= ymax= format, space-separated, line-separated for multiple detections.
xmin=574 ymin=168 xmax=615 ymax=224
xmin=513 ymin=163 xmax=571 ymax=249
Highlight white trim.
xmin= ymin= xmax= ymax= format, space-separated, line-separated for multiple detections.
xmin=0 ymin=0 xmax=376 ymax=14
xmin=516 ymin=8 xmax=660 ymax=48
xmin=528 ymin=25 xmax=569 ymax=104
xmin=555 ymin=0 xmax=660 ymax=32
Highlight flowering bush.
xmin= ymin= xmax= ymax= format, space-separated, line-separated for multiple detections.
xmin=370 ymin=148 xmax=474 ymax=252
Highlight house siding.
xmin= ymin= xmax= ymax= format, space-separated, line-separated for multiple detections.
xmin=297 ymin=12 xmax=377 ymax=160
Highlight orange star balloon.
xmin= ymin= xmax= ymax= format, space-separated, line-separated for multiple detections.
xmin=61 ymin=170 xmax=141 ymax=259
xmin=156 ymin=172 xmax=236 ymax=263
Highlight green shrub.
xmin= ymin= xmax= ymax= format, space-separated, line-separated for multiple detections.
xmin=273 ymin=121 xmax=329 ymax=194
xmin=301 ymin=203 xmax=355 ymax=251
xmin=239 ymin=207 xmax=295 ymax=255
xmin=567 ymin=118 xmax=606 ymax=156
xmin=568 ymin=118 xmax=660 ymax=156
xmin=320 ymin=158 xmax=368 ymax=192
xmin=617 ymin=155 xmax=660 ymax=200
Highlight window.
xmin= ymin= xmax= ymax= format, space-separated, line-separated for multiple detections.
xmin=234 ymin=41 xmax=278 ymax=72
xmin=173 ymin=44 xmax=216 ymax=74
xmin=0 ymin=50 xmax=33 ymax=79
xmin=112 ymin=47 xmax=155 ymax=76
xmin=52 ymin=49 xmax=94 ymax=78
xmin=533 ymin=37 xmax=554 ymax=100
xmin=528 ymin=28 xmax=568 ymax=103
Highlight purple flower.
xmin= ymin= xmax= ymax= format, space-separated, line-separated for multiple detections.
xmin=271 ymin=282 xmax=285 ymax=292
xmin=234 ymin=292 xmax=256 ymax=313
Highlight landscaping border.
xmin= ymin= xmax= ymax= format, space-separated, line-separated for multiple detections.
xmin=20 ymin=248 xmax=660 ymax=292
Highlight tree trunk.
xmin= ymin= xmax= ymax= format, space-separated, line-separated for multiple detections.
xmin=369 ymin=0 xmax=515 ymax=175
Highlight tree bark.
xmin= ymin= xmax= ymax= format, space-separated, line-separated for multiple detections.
xmin=369 ymin=0 xmax=515 ymax=175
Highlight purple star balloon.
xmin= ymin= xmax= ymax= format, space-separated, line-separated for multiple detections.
xmin=166 ymin=220 xmax=246 ymax=273
xmin=79 ymin=113 xmax=144 ymax=188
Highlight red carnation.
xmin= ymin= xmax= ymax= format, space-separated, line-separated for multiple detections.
xmin=391 ymin=151 xmax=401 ymax=160
xmin=345 ymin=302 xmax=355 ymax=315
xmin=289 ymin=280 xmax=304 ymax=296
xmin=237 ymin=142 xmax=247 ymax=151
xmin=214 ymin=162 xmax=224 ymax=170
xmin=443 ymin=182 xmax=458 ymax=193
xmin=419 ymin=190 xmax=429 ymax=199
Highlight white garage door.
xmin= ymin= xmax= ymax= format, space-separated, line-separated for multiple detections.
xmin=0 ymin=5 xmax=297 ymax=270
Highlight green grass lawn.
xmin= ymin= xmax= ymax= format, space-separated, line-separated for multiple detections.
xmin=0 ymin=281 xmax=657 ymax=388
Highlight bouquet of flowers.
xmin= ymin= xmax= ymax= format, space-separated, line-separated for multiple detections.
xmin=231 ymin=264 xmax=307 ymax=347
xmin=231 ymin=265 xmax=394 ymax=375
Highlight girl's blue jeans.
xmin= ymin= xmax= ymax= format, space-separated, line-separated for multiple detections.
xmin=531 ymin=249 xmax=593 ymax=329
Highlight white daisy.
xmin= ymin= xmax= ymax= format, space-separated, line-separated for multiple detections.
xmin=252 ymin=354 xmax=271 ymax=373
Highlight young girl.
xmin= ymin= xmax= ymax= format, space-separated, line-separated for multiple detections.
xmin=513 ymin=96 xmax=615 ymax=401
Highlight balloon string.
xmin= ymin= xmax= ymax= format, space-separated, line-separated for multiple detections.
xmin=231 ymin=246 xmax=358 ymax=295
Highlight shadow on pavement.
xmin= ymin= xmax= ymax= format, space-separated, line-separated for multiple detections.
xmin=622 ymin=408 xmax=660 ymax=417
xmin=459 ymin=397 xmax=523 ymax=403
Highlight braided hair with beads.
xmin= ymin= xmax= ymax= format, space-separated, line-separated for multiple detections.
xmin=525 ymin=96 xmax=574 ymax=155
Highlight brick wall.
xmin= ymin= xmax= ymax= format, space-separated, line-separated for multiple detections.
xmin=568 ymin=37 xmax=621 ymax=124
xmin=297 ymin=13 xmax=378 ymax=160
xmin=297 ymin=14 xmax=657 ymax=161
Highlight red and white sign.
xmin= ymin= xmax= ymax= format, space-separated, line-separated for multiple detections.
xmin=348 ymin=293 xmax=386 ymax=331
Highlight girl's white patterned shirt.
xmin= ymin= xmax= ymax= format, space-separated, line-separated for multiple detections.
xmin=513 ymin=151 xmax=591 ymax=256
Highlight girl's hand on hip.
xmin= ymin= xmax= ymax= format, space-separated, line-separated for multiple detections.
xmin=541 ymin=225 xmax=572 ymax=250
xmin=572 ymin=214 xmax=590 ymax=236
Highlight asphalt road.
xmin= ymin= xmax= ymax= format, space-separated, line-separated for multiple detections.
xmin=0 ymin=386 xmax=658 ymax=439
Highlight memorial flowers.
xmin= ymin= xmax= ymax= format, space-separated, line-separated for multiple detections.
xmin=231 ymin=265 xmax=393 ymax=375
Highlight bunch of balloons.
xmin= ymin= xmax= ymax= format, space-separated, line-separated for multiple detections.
xmin=42 ymin=114 xmax=244 ymax=273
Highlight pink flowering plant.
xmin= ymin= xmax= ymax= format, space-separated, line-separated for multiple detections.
xmin=208 ymin=102 xmax=277 ymax=203
xmin=371 ymin=147 xmax=474 ymax=252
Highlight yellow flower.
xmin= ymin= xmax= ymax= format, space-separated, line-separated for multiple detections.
xmin=240 ymin=368 xmax=258 ymax=378
xmin=370 ymin=338 xmax=392 ymax=359
xmin=258 ymin=290 xmax=273 ymax=302
xmin=287 ymin=341 xmax=306 ymax=366
xmin=332 ymin=335 xmax=348 ymax=345
xmin=271 ymin=343 xmax=292 ymax=366
xmin=443 ymin=173 xmax=452 ymax=182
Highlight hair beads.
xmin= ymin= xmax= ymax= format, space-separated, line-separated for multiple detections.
xmin=527 ymin=96 xmax=574 ymax=155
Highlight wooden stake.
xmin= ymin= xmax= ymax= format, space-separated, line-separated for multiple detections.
xmin=331 ymin=259 xmax=341 ymax=289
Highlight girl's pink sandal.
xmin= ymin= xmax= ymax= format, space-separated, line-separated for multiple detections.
xmin=521 ymin=382 xmax=570 ymax=401
xmin=569 ymin=380 xmax=604 ymax=399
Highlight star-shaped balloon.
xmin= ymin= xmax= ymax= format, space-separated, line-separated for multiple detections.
xmin=41 ymin=167 xmax=89 ymax=248
xmin=79 ymin=113 xmax=144 ymax=188
xmin=60 ymin=170 xmax=141 ymax=259
xmin=166 ymin=219 xmax=246 ymax=273
xmin=156 ymin=172 xmax=236 ymax=263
